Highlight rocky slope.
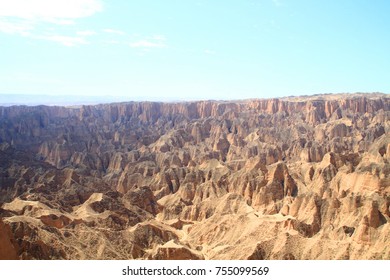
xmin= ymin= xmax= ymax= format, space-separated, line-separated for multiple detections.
xmin=0 ymin=93 xmax=389 ymax=260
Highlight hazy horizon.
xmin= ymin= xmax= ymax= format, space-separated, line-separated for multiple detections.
xmin=0 ymin=92 xmax=388 ymax=107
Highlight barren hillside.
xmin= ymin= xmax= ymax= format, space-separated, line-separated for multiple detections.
xmin=0 ymin=93 xmax=389 ymax=259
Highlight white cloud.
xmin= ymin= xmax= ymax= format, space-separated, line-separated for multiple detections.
xmin=0 ymin=0 xmax=103 ymax=21
xmin=129 ymin=36 xmax=166 ymax=49
xmin=104 ymin=40 xmax=120 ymax=45
xmin=204 ymin=49 xmax=216 ymax=55
xmin=129 ymin=40 xmax=165 ymax=48
xmin=0 ymin=0 xmax=102 ymax=46
xmin=151 ymin=34 xmax=166 ymax=41
xmin=45 ymin=18 xmax=75 ymax=25
xmin=76 ymin=30 xmax=96 ymax=36
xmin=0 ymin=19 xmax=33 ymax=35
xmin=103 ymin=28 xmax=125 ymax=35
xmin=272 ymin=0 xmax=282 ymax=7
xmin=41 ymin=35 xmax=88 ymax=47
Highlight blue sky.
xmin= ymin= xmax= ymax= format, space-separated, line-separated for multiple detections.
xmin=0 ymin=0 xmax=389 ymax=101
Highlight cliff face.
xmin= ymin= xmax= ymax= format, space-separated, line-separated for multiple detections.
xmin=0 ymin=218 xmax=18 ymax=260
xmin=0 ymin=93 xmax=389 ymax=259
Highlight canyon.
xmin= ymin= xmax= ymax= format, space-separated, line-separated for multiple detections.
xmin=0 ymin=93 xmax=389 ymax=260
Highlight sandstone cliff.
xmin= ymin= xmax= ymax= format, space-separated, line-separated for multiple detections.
xmin=0 ymin=93 xmax=389 ymax=259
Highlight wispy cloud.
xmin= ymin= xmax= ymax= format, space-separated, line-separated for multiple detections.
xmin=76 ymin=30 xmax=96 ymax=36
xmin=272 ymin=0 xmax=282 ymax=7
xmin=0 ymin=0 xmax=102 ymax=46
xmin=204 ymin=49 xmax=216 ymax=55
xmin=102 ymin=28 xmax=125 ymax=35
xmin=104 ymin=40 xmax=120 ymax=45
xmin=0 ymin=0 xmax=103 ymax=22
xmin=0 ymin=19 xmax=33 ymax=36
xmin=41 ymin=35 xmax=88 ymax=47
xmin=151 ymin=35 xmax=166 ymax=41
xmin=129 ymin=40 xmax=165 ymax=48
xmin=129 ymin=35 xmax=166 ymax=49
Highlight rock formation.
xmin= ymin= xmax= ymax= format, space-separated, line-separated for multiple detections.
xmin=0 ymin=93 xmax=389 ymax=259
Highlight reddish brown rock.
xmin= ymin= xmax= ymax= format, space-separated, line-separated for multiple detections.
xmin=0 ymin=218 xmax=18 ymax=260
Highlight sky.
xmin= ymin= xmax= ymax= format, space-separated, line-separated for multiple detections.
xmin=0 ymin=0 xmax=389 ymax=102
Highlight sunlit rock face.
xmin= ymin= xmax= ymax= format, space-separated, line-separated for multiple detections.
xmin=0 ymin=93 xmax=389 ymax=259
